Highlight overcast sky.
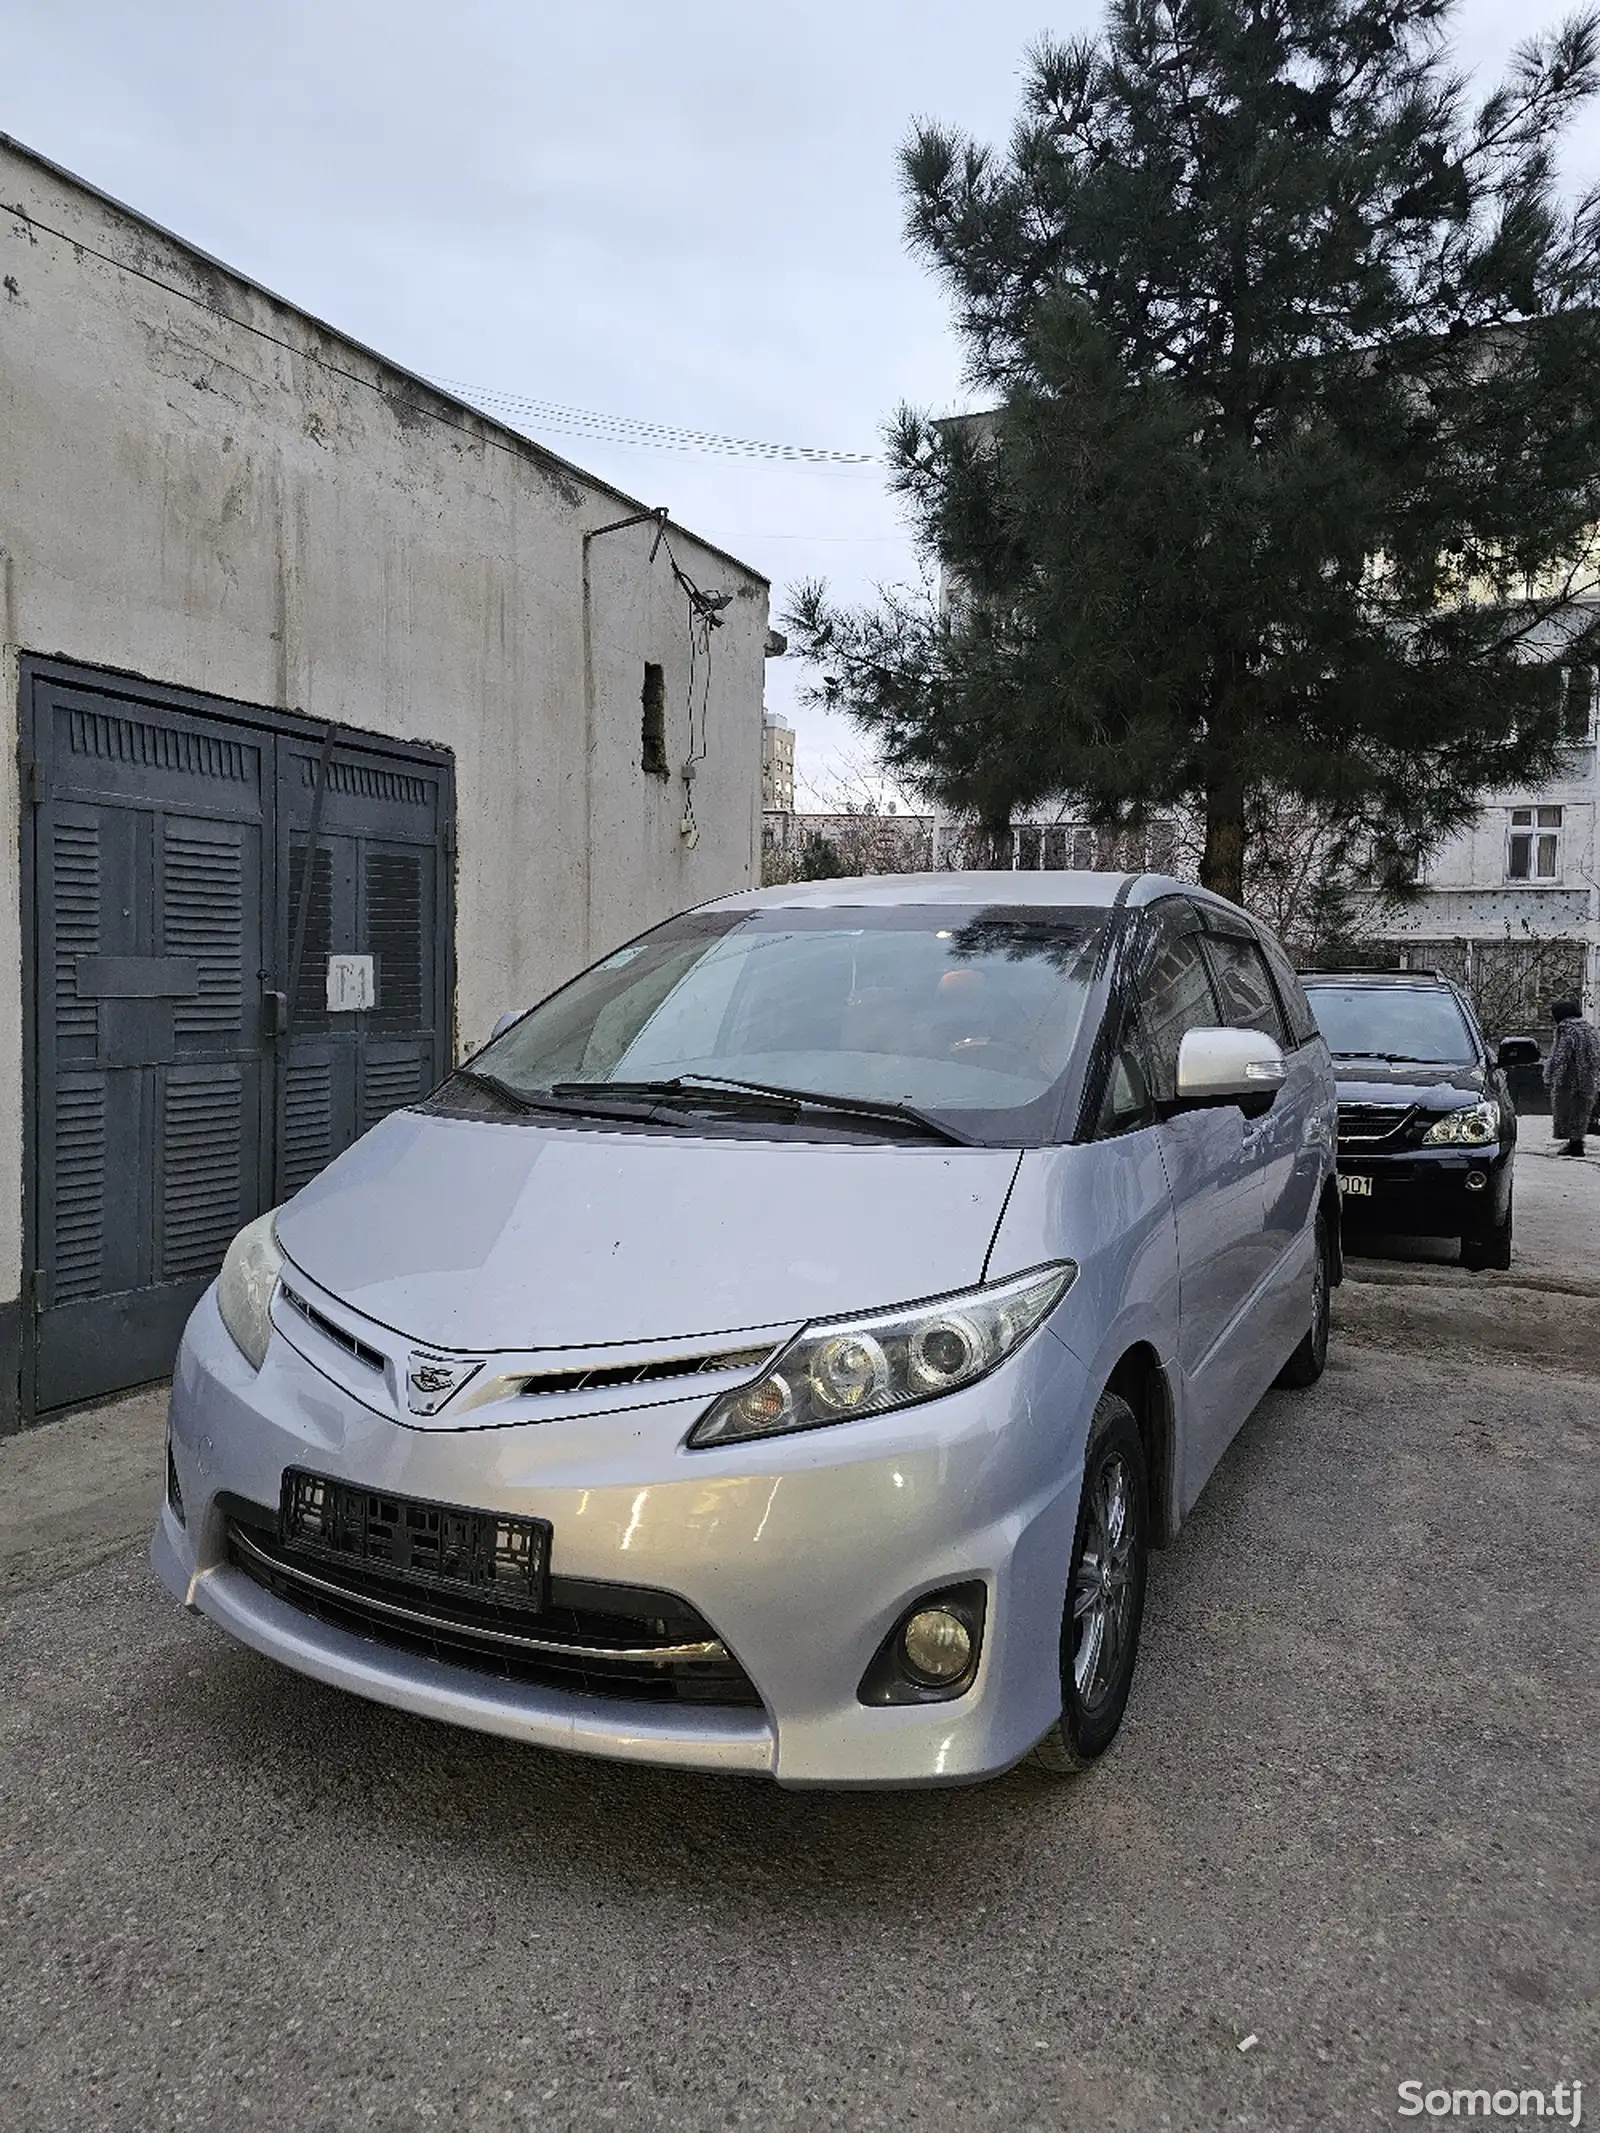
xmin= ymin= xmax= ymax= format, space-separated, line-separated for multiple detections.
xmin=4 ymin=0 xmax=1596 ymax=799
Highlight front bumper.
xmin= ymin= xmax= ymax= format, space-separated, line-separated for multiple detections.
xmin=155 ymin=1287 xmax=1092 ymax=1788
xmin=1335 ymin=1142 xmax=1512 ymax=1238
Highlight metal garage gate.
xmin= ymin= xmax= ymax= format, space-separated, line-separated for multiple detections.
xmin=23 ymin=662 xmax=454 ymax=1415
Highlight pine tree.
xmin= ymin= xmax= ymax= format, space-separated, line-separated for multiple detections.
xmin=784 ymin=0 xmax=1600 ymax=902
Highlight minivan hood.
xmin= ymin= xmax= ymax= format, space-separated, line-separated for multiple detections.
xmin=274 ymin=1111 xmax=1023 ymax=1353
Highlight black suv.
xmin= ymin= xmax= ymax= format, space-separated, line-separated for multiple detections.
xmin=1300 ymin=972 xmax=1536 ymax=1271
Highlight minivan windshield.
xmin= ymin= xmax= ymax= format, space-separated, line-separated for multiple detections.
xmin=1303 ymin=983 xmax=1477 ymax=1067
xmin=462 ymin=904 xmax=1109 ymax=1146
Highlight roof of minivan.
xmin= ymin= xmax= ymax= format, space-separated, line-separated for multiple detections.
xmin=707 ymin=871 xmax=1211 ymax=913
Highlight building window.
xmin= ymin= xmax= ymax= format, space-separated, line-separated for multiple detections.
xmin=1506 ymin=806 xmax=1561 ymax=881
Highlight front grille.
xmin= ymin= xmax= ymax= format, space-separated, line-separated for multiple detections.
xmin=222 ymin=1503 xmax=762 ymax=1707
xmin=518 ymin=1346 xmax=774 ymax=1399
xmin=279 ymin=1284 xmax=386 ymax=1373
xmin=1336 ymin=1102 xmax=1417 ymax=1147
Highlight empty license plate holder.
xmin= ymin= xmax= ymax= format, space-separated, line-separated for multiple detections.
xmin=278 ymin=1469 xmax=550 ymax=1606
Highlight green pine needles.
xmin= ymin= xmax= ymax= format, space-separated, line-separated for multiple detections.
xmin=784 ymin=0 xmax=1600 ymax=901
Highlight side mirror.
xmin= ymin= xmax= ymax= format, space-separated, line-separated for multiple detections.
xmin=1496 ymin=1035 xmax=1540 ymax=1070
xmin=1174 ymin=1027 xmax=1287 ymax=1118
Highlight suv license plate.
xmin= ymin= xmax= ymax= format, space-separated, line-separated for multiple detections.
xmin=1339 ymin=1174 xmax=1374 ymax=1198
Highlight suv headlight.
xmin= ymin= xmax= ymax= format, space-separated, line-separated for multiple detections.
xmin=217 ymin=1210 xmax=284 ymax=1370
xmin=1421 ymin=1100 xmax=1500 ymax=1148
xmin=688 ymin=1262 xmax=1076 ymax=1449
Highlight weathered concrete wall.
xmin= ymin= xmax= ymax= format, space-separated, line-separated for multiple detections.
xmin=0 ymin=138 xmax=767 ymax=1309
xmin=1398 ymin=741 xmax=1600 ymax=1012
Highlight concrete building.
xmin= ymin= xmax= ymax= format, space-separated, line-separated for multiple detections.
xmin=761 ymin=711 xmax=795 ymax=811
xmin=1373 ymin=680 xmax=1600 ymax=1029
xmin=0 ymin=134 xmax=771 ymax=1424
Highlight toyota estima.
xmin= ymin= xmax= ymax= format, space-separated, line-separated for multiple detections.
xmin=154 ymin=873 xmax=1338 ymax=1788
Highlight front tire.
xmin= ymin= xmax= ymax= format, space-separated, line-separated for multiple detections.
xmin=1275 ymin=1208 xmax=1332 ymax=1389
xmin=1461 ymin=1197 xmax=1513 ymax=1273
xmin=1030 ymin=1394 xmax=1149 ymax=1776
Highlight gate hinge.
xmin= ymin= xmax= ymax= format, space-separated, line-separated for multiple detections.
xmin=28 ymin=1268 xmax=45 ymax=1318
xmin=18 ymin=755 xmax=42 ymax=805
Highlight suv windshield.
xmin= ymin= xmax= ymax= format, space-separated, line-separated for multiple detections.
xmin=462 ymin=904 xmax=1109 ymax=1146
xmin=1303 ymin=983 xmax=1477 ymax=1067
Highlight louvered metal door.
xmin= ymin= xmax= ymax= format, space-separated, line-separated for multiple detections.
xmin=274 ymin=734 xmax=447 ymax=1201
xmin=27 ymin=669 xmax=453 ymax=1417
xmin=31 ymin=680 xmax=271 ymax=1409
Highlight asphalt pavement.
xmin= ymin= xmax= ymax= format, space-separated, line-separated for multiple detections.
xmin=1 ymin=1156 xmax=1595 ymax=2132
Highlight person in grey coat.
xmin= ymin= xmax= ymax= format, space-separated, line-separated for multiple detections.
xmin=1545 ymin=998 xmax=1600 ymax=1156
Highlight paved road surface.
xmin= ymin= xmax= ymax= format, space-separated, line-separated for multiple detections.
xmin=1 ymin=1160 xmax=1595 ymax=2131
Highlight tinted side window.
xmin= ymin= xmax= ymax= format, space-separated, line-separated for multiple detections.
xmin=1205 ymin=935 xmax=1289 ymax=1045
xmin=1138 ymin=926 xmax=1219 ymax=1104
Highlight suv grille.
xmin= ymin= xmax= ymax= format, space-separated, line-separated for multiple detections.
xmin=223 ymin=1502 xmax=761 ymax=1707
xmin=1336 ymin=1102 xmax=1418 ymax=1148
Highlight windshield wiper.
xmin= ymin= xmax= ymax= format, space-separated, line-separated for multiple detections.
xmin=548 ymin=1075 xmax=976 ymax=1146
xmin=686 ymin=1073 xmax=979 ymax=1146
xmin=448 ymin=1067 xmax=674 ymax=1124
xmin=1329 ymin=1050 xmax=1457 ymax=1066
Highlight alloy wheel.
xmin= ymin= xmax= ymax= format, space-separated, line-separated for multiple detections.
xmin=1071 ymin=1452 xmax=1138 ymax=1711
xmin=1309 ymin=1227 xmax=1330 ymax=1363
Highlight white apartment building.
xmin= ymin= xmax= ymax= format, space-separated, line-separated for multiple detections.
xmin=761 ymin=712 xmax=795 ymax=811
xmin=1377 ymin=672 xmax=1600 ymax=1026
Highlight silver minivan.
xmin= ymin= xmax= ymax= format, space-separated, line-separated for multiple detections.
xmin=153 ymin=872 xmax=1338 ymax=1788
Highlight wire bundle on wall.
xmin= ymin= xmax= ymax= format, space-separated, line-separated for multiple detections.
xmin=644 ymin=517 xmax=732 ymax=850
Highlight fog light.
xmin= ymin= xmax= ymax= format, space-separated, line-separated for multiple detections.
xmin=1465 ymin=1170 xmax=1488 ymax=1192
xmin=900 ymin=1607 xmax=974 ymax=1685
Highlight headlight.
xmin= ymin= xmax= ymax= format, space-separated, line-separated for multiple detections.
xmin=217 ymin=1210 xmax=284 ymax=1371
xmin=1421 ymin=1100 xmax=1500 ymax=1147
xmin=688 ymin=1262 xmax=1076 ymax=1448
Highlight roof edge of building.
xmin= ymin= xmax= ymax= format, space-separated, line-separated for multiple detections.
xmin=0 ymin=128 xmax=768 ymax=588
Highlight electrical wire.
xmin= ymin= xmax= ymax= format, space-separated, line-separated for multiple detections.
xmin=641 ymin=525 xmax=727 ymax=846
xmin=434 ymin=377 xmax=880 ymax=466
